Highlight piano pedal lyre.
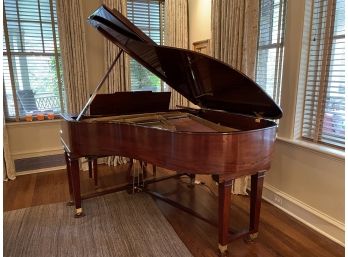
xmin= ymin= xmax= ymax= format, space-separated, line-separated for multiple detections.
xmin=131 ymin=160 xmax=145 ymax=193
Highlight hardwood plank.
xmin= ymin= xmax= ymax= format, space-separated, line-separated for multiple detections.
xmin=3 ymin=165 xmax=344 ymax=257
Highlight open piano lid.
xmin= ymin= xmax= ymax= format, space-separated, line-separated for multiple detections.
xmin=88 ymin=5 xmax=282 ymax=119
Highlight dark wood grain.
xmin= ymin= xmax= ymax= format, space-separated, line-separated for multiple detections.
xmin=61 ymin=110 xmax=276 ymax=176
xmin=61 ymin=107 xmax=277 ymax=253
xmin=4 ymin=166 xmax=344 ymax=257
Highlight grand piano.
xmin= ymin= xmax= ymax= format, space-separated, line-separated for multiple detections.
xmin=60 ymin=5 xmax=282 ymax=256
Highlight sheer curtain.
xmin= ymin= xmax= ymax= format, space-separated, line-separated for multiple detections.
xmin=211 ymin=0 xmax=259 ymax=194
xmin=4 ymin=120 xmax=16 ymax=181
xmin=164 ymin=0 xmax=190 ymax=108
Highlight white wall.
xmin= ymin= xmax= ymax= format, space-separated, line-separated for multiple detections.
xmin=188 ymin=0 xmax=211 ymax=48
xmin=82 ymin=0 xmax=105 ymax=93
xmin=6 ymin=120 xmax=63 ymax=160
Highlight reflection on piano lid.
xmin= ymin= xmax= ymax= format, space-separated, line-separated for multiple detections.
xmin=88 ymin=5 xmax=282 ymax=119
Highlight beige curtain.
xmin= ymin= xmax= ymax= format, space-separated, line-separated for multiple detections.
xmin=212 ymin=0 xmax=259 ymax=77
xmin=3 ymin=120 xmax=16 ymax=180
xmin=56 ymin=0 xmax=89 ymax=114
xmin=102 ymin=0 xmax=130 ymax=166
xmin=212 ymin=0 xmax=259 ymax=195
xmin=164 ymin=0 xmax=190 ymax=109
xmin=103 ymin=0 xmax=130 ymax=93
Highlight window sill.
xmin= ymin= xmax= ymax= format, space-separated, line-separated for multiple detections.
xmin=276 ymin=136 xmax=345 ymax=160
xmin=5 ymin=118 xmax=62 ymax=127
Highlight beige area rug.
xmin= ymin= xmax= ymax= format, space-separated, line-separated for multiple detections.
xmin=4 ymin=192 xmax=193 ymax=257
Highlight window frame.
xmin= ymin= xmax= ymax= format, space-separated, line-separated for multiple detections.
xmin=300 ymin=0 xmax=345 ymax=149
xmin=255 ymin=0 xmax=287 ymax=105
xmin=3 ymin=0 xmax=65 ymax=122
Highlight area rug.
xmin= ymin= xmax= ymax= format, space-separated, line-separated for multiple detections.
xmin=4 ymin=192 xmax=193 ymax=257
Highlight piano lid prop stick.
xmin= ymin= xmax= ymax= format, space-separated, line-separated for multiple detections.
xmin=76 ymin=50 xmax=124 ymax=121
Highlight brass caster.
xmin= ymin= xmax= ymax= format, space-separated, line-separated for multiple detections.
xmin=244 ymin=232 xmax=258 ymax=243
xmin=66 ymin=201 xmax=74 ymax=206
xmin=74 ymin=208 xmax=85 ymax=218
xmin=218 ymin=244 xmax=228 ymax=257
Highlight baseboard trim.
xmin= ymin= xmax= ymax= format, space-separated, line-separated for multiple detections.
xmin=12 ymin=148 xmax=64 ymax=160
xmin=16 ymin=166 xmax=67 ymax=176
xmin=262 ymin=183 xmax=344 ymax=246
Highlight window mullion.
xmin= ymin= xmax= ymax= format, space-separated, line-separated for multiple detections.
xmin=3 ymin=77 xmax=10 ymax=119
xmin=277 ymin=0 xmax=286 ymax=104
xmin=3 ymin=10 xmax=20 ymax=121
xmin=37 ymin=0 xmax=46 ymax=53
xmin=273 ymin=0 xmax=283 ymax=102
xmin=15 ymin=1 xmax=24 ymax=51
xmin=160 ymin=0 xmax=164 ymax=91
xmin=303 ymin=0 xmax=325 ymax=141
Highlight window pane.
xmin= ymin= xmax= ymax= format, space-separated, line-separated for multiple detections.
xmin=301 ymin=0 xmax=345 ymax=148
xmin=255 ymin=0 xmax=286 ymax=104
xmin=127 ymin=0 xmax=164 ymax=92
xmin=3 ymin=0 xmax=64 ymax=120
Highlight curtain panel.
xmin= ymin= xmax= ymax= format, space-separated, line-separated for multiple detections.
xmin=102 ymin=0 xmax=130 ymax=166
xmin=211 ymin=0 xmax=259 ymax=195
xmin=56 ymin=0 xmax=89 ymax=114
xmin=164 ymin=0 xmax=190 ymax=108
xmin=212 ymin=0 xmax=259 ymax=77
xmin=4 ymin=120 xmax=16 ymax=181
xmin=103 ymin=0 xmax=130 ymax=93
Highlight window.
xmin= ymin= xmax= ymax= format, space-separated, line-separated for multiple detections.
xmin=255 ymin=0 xmax=287 ymax=104
xmin=301 ymin=0 xmax=345 ymax=148
xmin=3 ymin=0 xmax=65 ymax=121
xmin=127 ymin=0 xmax=165 ymax=92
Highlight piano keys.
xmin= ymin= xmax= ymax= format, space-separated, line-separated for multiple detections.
xmin=60 ymin=5 xmax=282 ymax=256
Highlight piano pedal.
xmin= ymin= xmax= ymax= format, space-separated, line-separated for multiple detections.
xmin=128 ymin=185 xmax=143 ymax=194
xmin=134 ymin=186 xmax=143 ymax=192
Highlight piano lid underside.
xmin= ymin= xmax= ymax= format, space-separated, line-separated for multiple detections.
xmin=81 ymin=111 xmax=238 ymax=133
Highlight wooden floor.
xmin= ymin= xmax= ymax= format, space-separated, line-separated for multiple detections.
xmin=4 ymin=164 xmax=344 ymax=257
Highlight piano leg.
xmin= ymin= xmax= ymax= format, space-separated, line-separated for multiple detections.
xmin=70 ymin=158 xmax=85 ymax=218
xmin=88 ymin=159 xmax=93 ymax=178
xmin=141 ymin=161 xmax=147 ymax=179
xmin=93 ymin=159 xmax=98 ymax=187
xmin=64 ymin=151 xmax=74 ymax=206
xmin=247 ymin=171 xmax=265 ymax=242
xmin=218 ymin=179 xmax=232 ymax=256
xmin=152 ymin=165 xmax=157 ymax=177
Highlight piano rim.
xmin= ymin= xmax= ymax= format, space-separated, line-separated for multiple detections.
xmin=60 ymin=111 xmax=278 ymax=136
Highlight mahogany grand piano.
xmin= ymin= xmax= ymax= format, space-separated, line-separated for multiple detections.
xmin=60 ymin=5 xmax=282 ymax=256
